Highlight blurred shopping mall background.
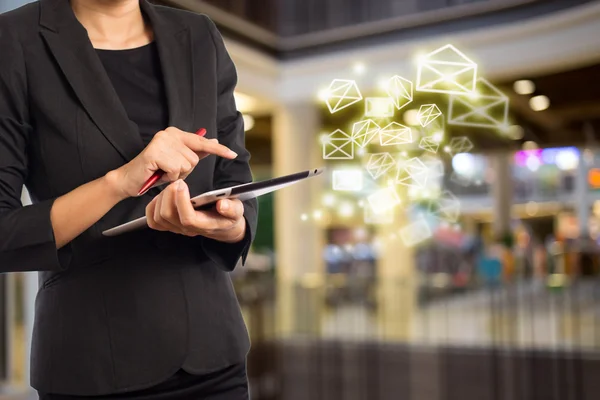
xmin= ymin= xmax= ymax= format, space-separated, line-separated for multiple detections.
xmin=3 ymin=0 xmax=600 ymax=399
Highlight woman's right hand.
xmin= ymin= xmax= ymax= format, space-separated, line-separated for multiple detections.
xmin=105 ymin=127 xmax=237 ymax=200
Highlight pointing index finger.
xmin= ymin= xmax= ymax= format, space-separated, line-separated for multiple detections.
xmin=182 ymin=135 xmax=237 ymax=159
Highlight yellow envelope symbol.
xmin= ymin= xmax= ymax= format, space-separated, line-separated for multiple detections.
xmin=325 ymin=79 xmax=363 ymax=114
xmin=448 ymin=78 xmax=509 ymax=129
xmin=396 ymin=157 xmax=429 ymax=188
xmin=419 ymin=137 xmax=440 ymax=154
xmin=379 ymin=122 xmax=412 ymax=146
xmin=385 ymin=75 xmax=413 ymax=110
xmin=322 ymin=129 xmax=354 ymax=160
xmin=399 ymin=216 xmax=432 ymax=247
xmin=416 ymin=44 xmax=478 ymax=95
xmin=365 ymin=97 xmax=395 ymax=118
xmin=366 ymin=153 xmax=396 ymax=179
xmin=352 ymin=119 xmax=380 ymax=148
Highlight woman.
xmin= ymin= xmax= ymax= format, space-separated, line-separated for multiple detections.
xmin=0 ymin=0 xmax=257 ymax=398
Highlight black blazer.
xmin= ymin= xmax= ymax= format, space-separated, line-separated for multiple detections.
xmin=0 ymin=0 xmax=258 ymax=395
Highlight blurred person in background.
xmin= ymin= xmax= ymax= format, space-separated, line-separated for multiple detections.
xmin=0 ymin=0 xmax=257 ymax=398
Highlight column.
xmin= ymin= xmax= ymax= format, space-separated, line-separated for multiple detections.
xmin=575 ymin=148 xmax=590 ymax=238
xmin=375 ymin=188 xmax=416 ymax=341
xmin=272 ymin=102 xmax=325 ymax=336
xmin=490 ymin=152 xmax=514 ymax=242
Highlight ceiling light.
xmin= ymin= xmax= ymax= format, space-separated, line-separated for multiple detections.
xmin=513 ymin=80 xmax=535 ymax=95
xmin=529 ymin=95 xmax=550 ymax=111
xmin=353 ymin=62 xmax=366 ymax=75
xmin=507 ymin=125 xmax=524 ymax=140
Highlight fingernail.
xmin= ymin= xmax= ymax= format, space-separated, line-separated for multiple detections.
xmin=228 ymin=150 xmax=238 ymax=158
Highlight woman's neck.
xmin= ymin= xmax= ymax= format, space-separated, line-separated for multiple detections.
xmin=70 ymin=0 xmax=153 ymax=50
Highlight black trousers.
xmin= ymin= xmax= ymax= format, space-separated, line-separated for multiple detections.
xmin=38 ymin=363 xmax=249 ymax=400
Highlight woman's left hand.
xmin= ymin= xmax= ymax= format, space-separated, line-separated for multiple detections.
xmin=146 ymin=180 xmax=246 ymax=243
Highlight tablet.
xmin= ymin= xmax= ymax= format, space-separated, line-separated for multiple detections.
xmin=102 ymin=167 xmax=325 ymax=237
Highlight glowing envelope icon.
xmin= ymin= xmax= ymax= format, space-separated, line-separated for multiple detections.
xmin=365 ymin=97 xmax=395 ymax=118
xmin=416 ymin=44 xmax=478 ymax=95
xmin=379 ymin=122 xmax=412 ymax=146
xmin=325 ymin=79 xmax=363 ymax=114
xmin=352 ymin=119 xmax=380 ymax=148
xmin=322 ymin=129 xmax=354 ymax=160
xmin=448 ymin=78 xmax=510 ymax=130
xmin=418 ymin=104 xmax=442 ymax=127
xmin=366 ymin=153 xmax=396 ymax=179
xmin=385 ymin=75 xmax=413 ymax=110
xmin=396 ymin=157 xmax=429 ymax=188
xmin=400 ymin=216 xmax=433 ymax=247
xmin=367 ymin=187 xmax=401 ymax=213
xmin=332 ymin=170 xmax=364 ymax=191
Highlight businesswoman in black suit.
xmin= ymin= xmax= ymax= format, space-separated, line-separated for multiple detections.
xmin=0 ymin=0 xmax=258 ymax=398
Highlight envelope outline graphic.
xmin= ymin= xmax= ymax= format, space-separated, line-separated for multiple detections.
xmin=448 ymin=78 xmax=509 ymax=129
xmin=364 ymin=205 xmax=394 ymax=225
xmin=323 ymin=129 xmax=354 ymax=159
xmin=367 ymin=187 xmax=401 ymax=213
xmin=447 ymin=136 xmax=473 ymax=155
xmin=400 ymin=216 xmax=432 ymax=247
xmin=352 ymin=119 xmax=380 ymax=148
xmin=332 ymin=170 xmax=364 ymax=191
xmin=366 ymin=153 xmax=396 ymax=179
xmin=379 ymin=122 xmax=413 ymax=146
xmin=426 ymin=190 xmax=460 ymax=222
xmin=385 ymin=75 xmax=413 ymax=110
xmin=326 ymin=79 xmax=363 ymax=114
xmin=396 ymin=157 xmax=429 ymax=188
xmin=419 ymin=137 xmax=440 ymax=154
xmin=418 ymin=104 xmax=442 ymax=127
xmin=365 ymin=97 xmax=395 ymax=118
xmin=416 ymin=44 xmax=478 ymax=95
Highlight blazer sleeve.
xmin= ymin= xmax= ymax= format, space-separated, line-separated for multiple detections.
xmin=198 ymin=16 xmax=258 ymax=272
xmin=0 ymin=18 xmax=71 ymax=273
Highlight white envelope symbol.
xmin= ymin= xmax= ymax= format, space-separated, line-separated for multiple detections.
xmin=332 ymin=170 xmax=363 ymax=191
xmin=385 ymin=75 xmax=413 ymax=110
xmin=445 ymin=136 xmax=473 ymax=155
xmin=366 ymin=153 xmax=396 ymax=179
xmin=416 ymin=44 xmax=478 ymax=95
xmin=352 ymin=119 xmax=380 ymax=148
xmin=419 ymin=137 xmax=440 ymax=154
xmin=400 ymin=216 xmax=432 ymax=247
xmin=379 ymin=122 xmax=412 ymax=146
xmin=322 ymin=129 xmax=354 ymax=159
xmin=365 ymin=97 xmax=395 ymax=118
xmin=448 ymin=78 xmax=509 ymax=129
xmin=426 ymin=190 xmax=461 ymax=222
xmin=325 ymin=79 xmax=363 ymax=114
xmin=396 ymin=157 xmax=429 ymax=188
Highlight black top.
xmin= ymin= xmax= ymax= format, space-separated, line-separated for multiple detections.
xmin=96 ymin=42 xmax=169 ymax=145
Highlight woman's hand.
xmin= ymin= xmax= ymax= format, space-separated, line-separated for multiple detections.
xmin=146 ymin=180 xmax=246 ymax=243
xmin=106 ymin=127 xmax=237 ymax=200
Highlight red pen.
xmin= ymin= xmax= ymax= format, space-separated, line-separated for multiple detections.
xmin=138 ymin=128 xmax=207 ymax=196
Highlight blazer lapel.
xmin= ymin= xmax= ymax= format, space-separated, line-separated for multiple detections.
xmin=141 ymin=0 xmax=194 ymax=133
xmin=39 ymin=0 xmax=144 ymax=163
